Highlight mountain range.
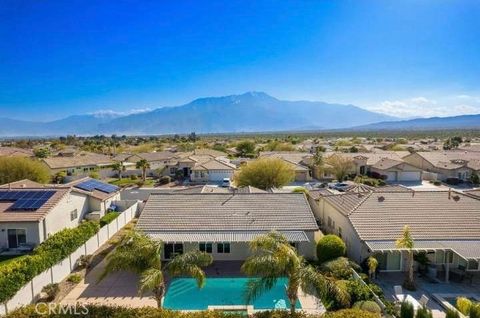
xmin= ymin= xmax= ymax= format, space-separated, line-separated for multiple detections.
xmin=0 ymin=92 xmax=478 ymax=136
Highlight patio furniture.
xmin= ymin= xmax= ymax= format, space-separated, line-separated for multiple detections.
xmin=419 ymin=294 xmax=429 ymax=307
xmin=394 ymin=285 xmax=404 ymax=301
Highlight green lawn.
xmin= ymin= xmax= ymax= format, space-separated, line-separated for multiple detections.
xmin=0 ymin=254 xmax=27 ymax=266
xmin=109 ymin=178 xmax=156 ymax=188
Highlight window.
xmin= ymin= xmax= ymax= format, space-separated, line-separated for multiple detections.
xmin=70 ymin=209 xmax=78 ymax=221
xmin=468 ymin=260 xmax=479 ymax=271
xmin=7 ymin=229 xmax=26 ymax=249
xmin=164 ymin=243 xmax=183 ymax=259
xmin=170 ymin=167 xmax=177 ymax=175
xmin=199 ymin=242 xmax=212 ymax=253
xmin=195 ymin=171 xmax=200 ymax=178
xmin=217 ymin=243 xmax=230 ymax=254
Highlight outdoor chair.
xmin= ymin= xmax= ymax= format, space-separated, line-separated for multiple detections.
xmin=394 ymin=285 xmax=404 ymax=302
xmin=419 ymin=294 xmax=429 ymax=307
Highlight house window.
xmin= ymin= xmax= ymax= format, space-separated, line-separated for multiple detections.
xmin=170 ymin=167 xmax=177 ymax=175
xmin=290 ymin=242 xmax=298 ymax=250
xmin=217 ymin=243 xmax=230 ymax=254
xmin=7 ymin=229 xmax=26 ymax=249
xmin=199 ymin=242 xmax=212 ymax=253
xmin=164 ymin=243 xmax=183 ymax=259
xmin=468 ymin=260 xmax=479 ymax=271
xmin=435 ymin=250 xmax=445 ymax=264
xmin=70 ymin=209 xmax=78 ymax=221
xmin=195 ymin=171 xmax=200 ymax=178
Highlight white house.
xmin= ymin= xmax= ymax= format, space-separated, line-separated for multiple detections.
xmin=136 ymin=193 xmax=321 ymax=261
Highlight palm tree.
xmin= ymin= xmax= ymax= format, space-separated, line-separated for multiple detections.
xmin=111 ymin=161 xmax=125 ymax=180
xmin=136 ymin=159 xmax=150 ymax=182
xmin=241 ymin=231 xmax=344 ymax=315
xmin=396 ymin=225 xmax=416 ymax=290
xmin=97 ymin=230 xmax=213 ymax=307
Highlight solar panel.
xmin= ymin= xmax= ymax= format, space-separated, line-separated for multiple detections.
xmin=5 ymin=191 xmax=56 ymax=210
xmin=75 ymin=179 xmax=119 ymax=194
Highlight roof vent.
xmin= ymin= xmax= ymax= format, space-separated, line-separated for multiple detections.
xmin=452 ymin=195 xmax=461 ymax=202
xmin=378 ymin=196 xmax=385 ymax=202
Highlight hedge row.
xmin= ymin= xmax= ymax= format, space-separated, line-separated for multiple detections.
xmin=6 ymin=305 xmax=379 ymax=318
xmin=100 ymin=211 xmax=120 ymax=227
xmin=0 ymin=221 xmax=100 ymax=303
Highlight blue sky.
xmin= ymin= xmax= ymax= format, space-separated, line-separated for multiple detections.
xmin=1 ymin=0 xmax=480 ymax=121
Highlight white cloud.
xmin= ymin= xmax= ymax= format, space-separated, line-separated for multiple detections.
xmin=367 ymin=95 xmax=480 ymax=118
xmin=90 ymin=108 xmax=152 ymax=117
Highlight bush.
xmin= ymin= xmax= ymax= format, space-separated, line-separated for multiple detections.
xmin=76 ymin=254 xmax=93 ymax=269
xmin=445 ymin=308 xmax=460 ymax=318
xmin=323 ymin=308 xmax=381 ymax=318
xmin=0 ymin=157 xmax=50 ymax=184
xmin=89 ymin=171 xmax=100 ymax=179
xmin=470 ymin=304 xmax=480 ymax=318
xmin=433 ymin=180 xmax=442 ymax=186
xmin=317 ymin=235 xmax=346 ymax=263
xmin=158 ymin=176 xmax=172 ymax=185
xmin=456 ymin=297 xmax=472 ymax=315
xmin=100 ymin=212 xmax=120 ymax=227
xmin=320 ymin=257 xmax=356 ymax=279
xmin=400 ymin=301 xmax=414 ymax=318
xmin=0 ymin=221 xmax=99 ymax=303
xmin=67 ymin=273 xmax=82 ymax=284
xmin=353 ymin=301 xmax=382 ymax=313
xmin=41 ymin=283 xmax=59 ymax=301
xmin=130 ymin=174 xmax=138 ymax=180
xmin=235 ymin=158 xmax=295 ymax=190
xmin=415 ymin=306 xmax=433 ymax=318
xmin=346 ymin=279 xmax=375 ymax=304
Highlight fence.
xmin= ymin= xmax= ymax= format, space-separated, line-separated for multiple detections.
xmin=351 ymin=269 xmax=387 ymax=313
xmin=0 ymin=201 xmax=139 ymax=316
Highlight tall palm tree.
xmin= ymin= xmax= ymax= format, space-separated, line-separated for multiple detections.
xmin=242 ymin=231 xmax=345 ymax=315
xmin=111 ymin=161 xmax=125 ymax=180
xmin=136 ymin=159 xmax=150 ymax=182
xmin=396 ymin=225 xmax=416 ymax=290
xmin=97 ymin=230 xmax=213 ymax=307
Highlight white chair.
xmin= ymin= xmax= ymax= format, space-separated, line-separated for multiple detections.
xmin=419 ymin=294 xmax=429 ymax=307
xmin=394 ymin=285 xmax=404 ymax=301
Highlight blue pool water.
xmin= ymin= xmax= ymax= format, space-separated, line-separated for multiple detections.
xmin=163 ymin=277 xmax=302 ymax=310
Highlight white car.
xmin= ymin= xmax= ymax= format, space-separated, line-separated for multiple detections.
xmin=221 ymin=178 xmax=231 ymax=187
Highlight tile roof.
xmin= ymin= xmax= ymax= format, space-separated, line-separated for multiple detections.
xmin=0 ymin=187 xmax=70 ymax=222
xmin=65 ymin=177 xmax=120 ymax=200
xmin=136 ymin=151 xmax=178 ymax=162
xmin=326 ymin=152 xmax=409 ymax=166
xmin=137 ymin=193 xmax=318 ymax=233
xmin=43 ymin=152 xmax=113 ymax=169
xmin=0 ymin=147 xmax=33 ymax=157
xmin=411 ymin=151 xmax=480 ymax=171
xmin=0 ymin=179 xmax=44 ymax=188
xmin=149 ymin=231 xmax=309 ymax=243
xmin=331 ymin=190 xmax=480 ymax=241
xmin=191 ymin=158 xmax=236 ymax=171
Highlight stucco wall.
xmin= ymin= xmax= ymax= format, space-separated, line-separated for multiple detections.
xmin=0 ymin=221 xmax=42 ymax=248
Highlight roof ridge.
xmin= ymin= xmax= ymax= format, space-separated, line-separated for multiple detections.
xmin=348 ymin=191 xmax=374 ymax=216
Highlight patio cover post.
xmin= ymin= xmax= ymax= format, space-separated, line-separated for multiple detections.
xmin=445 ymin=261 xmax=449 ymax=283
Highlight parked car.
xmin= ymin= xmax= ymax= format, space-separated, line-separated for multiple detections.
xmin=328 ymin=182 xmax=350 ymax=192
xmin=221 ymin=178 xmax=231 ymax=187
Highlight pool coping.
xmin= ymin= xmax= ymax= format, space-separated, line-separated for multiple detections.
xmin=432 ymin=293 xmax=480 ymax=318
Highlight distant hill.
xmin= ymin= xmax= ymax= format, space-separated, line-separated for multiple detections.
xmin=0 ymin=92 xmax=395 ymax=136
xmin=352 ymin=114 xmax=480 ymax=131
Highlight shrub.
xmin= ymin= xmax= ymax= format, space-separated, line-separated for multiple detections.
xmin=323 ymin=308 xmax=381 ymax=318
xmin=76 ymin=254 xmax=93 ymax=269
xmin=470 ymin=304 xmax=480 ymax=318
xmin=100 ymin=212 xmax=120 ymax=227
xmin=130 ymin=174 xmax=138 ymax=180
xmin=353 ymin=301 xmax=382 ymax=313
xmin=456 ymin=297 xmax=472 ymax=315
xmin=0 ymin=221 xmax=99 ymax=303
xmin=400 ymin=301 xmax=414 ymax=318
xmin=346 ymin=279 xmax=375 ymax=304
xmin=67 ymin=273 xmax=82 ymax=284
xmin=415 ymin=306 xmax=433 ymax=318
xmin=0 ymin=157 xmax=50 ymax=184
xmin=41 ymin=283 xmax=59 ymax=301
xmin=158 ymin=176 xmax=172 ymax=185
xmin=445 ymin=308 xmax=460 ymax=318
xmin=320 ymin=257 xmax=354 ymax=279
xmin=89 ymin=171 xmax=100 ymax=179
xmin=317 ymin=235 xmax=346 ymax=263
xmin=235 ymin=158 xmax=295 ymax=190
xmin=136 ymin=180 xmax=145 ymax=187
xmin=433 ymin=180 xmax=442 ymax=186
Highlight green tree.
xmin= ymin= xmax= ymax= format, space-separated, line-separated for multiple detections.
xmin=470 ymin=172 xmax=480 ymax=185
xmin=317 ymin=235 xmax=346 ymax=263
xmin=98 ymin=230 xmax=212 ymax=308
xmin=242 ymin=231 xmax=345 ymax=315
xmin=367 ymin=256 xmax=378 ymax=280
xmin=33 ymin=147 xmax=50 ymax=158
xmin=136 ymin=159 xmax=151 ymax=182
xmin=326 ymin=155 xmax=354 ymax=181
xmin=235 ymin=158 xmax=295 ymax=190
xmin=235 ymin=140 xmax=256 ymax=157
xmin=396 ymin=225 xmax=416 ymax=290
xmin=111 ymin=161 xmax=126 ymax=180
xmin=53 ymin=171 xmax=66 ymax=184
xmin=0 ymin=157 xmax=50 ymax=184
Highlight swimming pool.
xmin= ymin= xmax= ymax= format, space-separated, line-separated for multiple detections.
xmin=163 ymin=277 xmax=302 ymax=311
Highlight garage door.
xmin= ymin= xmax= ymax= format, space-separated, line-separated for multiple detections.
xmin=209 ymin=170 xmax=233 ymax=181
xmin=398 ymin=171 xmax=421 ymax=182
xmin=385 ymin=171 xmax=397 ymax=181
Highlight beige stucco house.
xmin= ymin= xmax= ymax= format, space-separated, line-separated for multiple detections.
xmin=259 ymin=152 xmax=314 ymax=182
xmin=43 ymin=152 xmax=114 ymax=178
xmin=136 ymin=193 xmax=320 ymax=261
xmin=309 ymin=187 xmax=480 ymax=280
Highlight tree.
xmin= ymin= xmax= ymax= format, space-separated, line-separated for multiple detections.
xmin=396 ymin=225 xmax=415 ymax=290
xmin=326 ymin=155 xmax=354 ymax=181
xmin=53 ymin=171 xmax=66 ymax=184
xmin=0 ymin=157 xmax=50 ymax=184
xmin=242 ymin=231 xmax=345 ymax=315
xmin=367 ymin=257 xmax=378 ymax=280
xmin=235 ymin=140 xmax=256 ymax=157
xmin=313 ymin=148 xmax=325 ymax=179
xmin=33 ymin=147 xmax=50 ymax=158
xmin=317 ymin=235 xmax=346 ymax=263
xmin=470 ymin=172 xmax=480 ymax=185
xmin=235 ymin=158 xmax=295 ymax=190
xmin=136 ymin=159 xmax=151 ymax=182
xmin=111 ymin=162 xmax=126 ymax=180
xmin=98 ymin=230 xmax=212 ymax=307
